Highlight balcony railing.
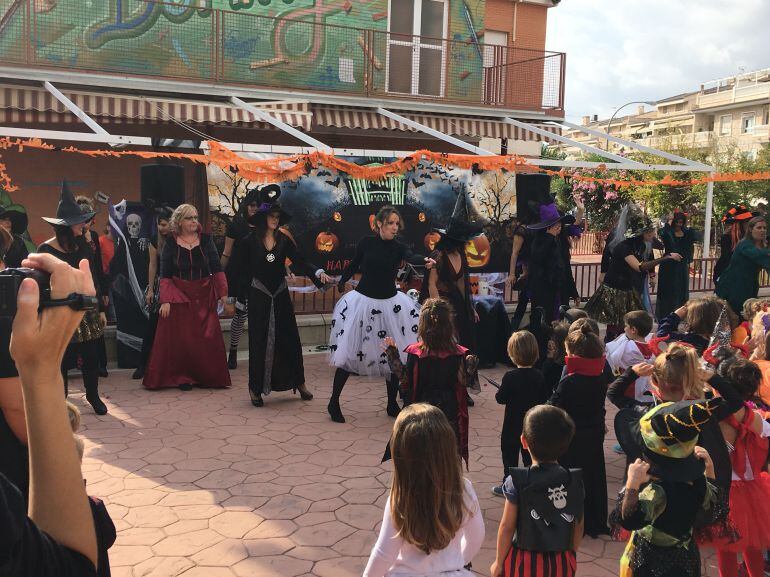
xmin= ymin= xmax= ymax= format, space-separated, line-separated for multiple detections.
xmin=0 ymin=0 xmax=565 ymax=113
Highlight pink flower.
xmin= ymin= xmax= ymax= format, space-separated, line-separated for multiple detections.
xmin=605 ymin=190 xmax=618 ymax=200
xmin=589 ymin=182 xmax=597 ymax=192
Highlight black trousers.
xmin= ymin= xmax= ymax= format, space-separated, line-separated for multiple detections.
xmin=501 ymin=429 xmax=531 ymax=481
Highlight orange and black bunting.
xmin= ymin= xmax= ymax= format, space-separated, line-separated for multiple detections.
xmin=1 ymin=137 xmax=769 ymax=192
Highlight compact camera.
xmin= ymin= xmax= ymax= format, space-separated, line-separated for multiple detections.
xmin=0 ymin=268 xmax=98 ymax=319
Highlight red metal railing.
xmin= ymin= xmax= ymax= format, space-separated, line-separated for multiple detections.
xmin=0 ymin=0 xmax=565 ymax=113
xmin=289 ymin=257 xmax=769 ymax=314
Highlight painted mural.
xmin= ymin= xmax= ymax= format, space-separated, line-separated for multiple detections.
xmin=0 ymin=0 xmax=485 ymax=100
xmin=207 ymin=154 xmax=516 ymax=275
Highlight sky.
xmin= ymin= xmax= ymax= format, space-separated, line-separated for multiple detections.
xmin=547 ymin=0 xmax=770 ymax=122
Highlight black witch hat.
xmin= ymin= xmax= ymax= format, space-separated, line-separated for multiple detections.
xmin=0 ymin=204 xmax=28 ymax=236
xmin=248 ymin=184 xmax=292 ymax=227
xmin=42 ymin=181 xmax=95 ymax=227
xmin=435 ymin=186 xmax=485 ymax=243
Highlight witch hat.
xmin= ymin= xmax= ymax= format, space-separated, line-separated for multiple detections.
xmin=42 ymin=181 xmax=95 ymax=226
xmin=0 ymin=204 xmax=28 ymax=236
xmin=527 ymin=196 xmax=575 ymax=231
xmin=435 ymin=185 xmax=485 ymax=242
xmin=249 ymin=184 xmax=291 ymax=226
xmin=615 ymin=397 xmax=724 ymax=482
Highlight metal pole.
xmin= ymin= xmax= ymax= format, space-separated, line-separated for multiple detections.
xmin=703 ymin=176 xmax=715 ymax=263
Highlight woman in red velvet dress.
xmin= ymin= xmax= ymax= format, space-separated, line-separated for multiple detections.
xmin=143 ymin=204 xmax=232 ymax=391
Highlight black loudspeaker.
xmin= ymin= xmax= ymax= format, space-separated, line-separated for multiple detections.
xmin=140 ymin=164 xmax=185 ymax=209
xmin=516 ymin=174 xmax=553 ymax=225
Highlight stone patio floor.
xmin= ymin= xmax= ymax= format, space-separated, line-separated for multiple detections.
xmin=71 ymin=353 xmax=722 ymax=577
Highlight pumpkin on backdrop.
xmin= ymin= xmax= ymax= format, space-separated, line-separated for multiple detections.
xmin=368 ymin=214 xmax=377 ymax=232
xmin=423 ymin=231 xmax=441 ymax=252
xmin=315 ymin=231 xmax=339 ymax=253
xmin=465 ymin=234 xmax=491 ymax=268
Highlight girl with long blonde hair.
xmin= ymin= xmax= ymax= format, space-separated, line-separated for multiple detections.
xmin=363 ymin=404 xmax=484 ymax=577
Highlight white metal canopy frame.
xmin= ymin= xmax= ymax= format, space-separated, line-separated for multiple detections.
xmin=0 ymin=81 xmax=717 ymax=255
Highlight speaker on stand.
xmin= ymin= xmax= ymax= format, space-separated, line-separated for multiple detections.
xmin=140 ymin=164 xmax=185 ymax=210
xmin=516 ymin=174 xmax=553 ymax=225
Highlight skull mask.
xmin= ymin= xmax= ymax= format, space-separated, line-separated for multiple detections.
xmin=126 ymin=214 xmax=142 ymax=239
xmin=547 ymin=485 xmax=568 ymax=510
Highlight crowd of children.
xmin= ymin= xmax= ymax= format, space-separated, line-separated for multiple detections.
xmin=373 ymin=289 xmax=770 ymax=577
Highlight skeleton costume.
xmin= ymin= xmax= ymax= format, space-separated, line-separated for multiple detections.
xmin=236 ymin=187 xmax=324 ymax=405
xmin=501 ymin=464 xmax=584 ymax=577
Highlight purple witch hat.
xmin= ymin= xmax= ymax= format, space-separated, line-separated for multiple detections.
xmin=527 ymin=201 xmax=575 ymax=231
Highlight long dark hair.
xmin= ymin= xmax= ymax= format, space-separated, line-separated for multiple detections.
xmin=250 ymin=208 xmax=285 ymax=244
xmin=53 ymin=224 xmax=87 ymax=254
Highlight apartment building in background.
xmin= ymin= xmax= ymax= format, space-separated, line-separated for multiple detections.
xmin=0 ymin=0 xmax=564 ymax=241
xmin=562 ymin=67 xmax=770 ymax=159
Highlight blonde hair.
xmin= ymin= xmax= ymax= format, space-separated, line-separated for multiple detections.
xmin=744 ymin=216 xmax=767 ymax=247
xmin=74 ymin=435 xmax=85 ymax=461
xmin=507 ymin=330 xmax=539 ymax=367
xmin=170 ymin=203 xmax=199 ymax=234
xmin=652 ymin=344 xmax=702 ymax=401
xmin=743 ymin=298 xmax=760 ymax=322
xmin=389 ymin=404 xmax=467 ymax=554
xmin=66 ymin=401 xmax=81 ymax=432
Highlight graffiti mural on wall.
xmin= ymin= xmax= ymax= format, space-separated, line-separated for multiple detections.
xmin=207 ymin=154 xmax=515 ymax=275
xmin=0 ymin=0 xmax=485 ymax=98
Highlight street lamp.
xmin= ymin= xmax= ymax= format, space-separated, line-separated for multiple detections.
xmin=605 ymin=100 xmax=657 ymax=150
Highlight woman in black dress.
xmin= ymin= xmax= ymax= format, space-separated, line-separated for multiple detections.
xmin=327 ymin=206 xmax=435 ymax=423
xmin=131 ymin=207 xmax=173 ymax=380
xmin=527 ymin=202 xmax=572 ymax=324
xmin=221 ymin=187 xmax=260 ymax=370
xmin=656 ymin=212 xmax=698 ymax=320
xmin=38 ymin=182 xmax=108 ymax=415
xmin=237 ymin=187 xmax=332 ymax=406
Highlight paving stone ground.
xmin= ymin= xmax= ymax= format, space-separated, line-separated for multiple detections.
xmin=69 ymin=353 xmax=720 ymax=577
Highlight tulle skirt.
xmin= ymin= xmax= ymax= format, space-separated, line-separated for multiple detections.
xmin=718 ymin=473 xmax=770 ymax=552
xmin=585 ymin=284 xmax=644 ymax=326
xmin=329 ymin=290 xmax=421 ymax=377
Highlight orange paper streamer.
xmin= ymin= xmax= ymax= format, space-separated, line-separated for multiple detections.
xmin=1 ymin=137 xmax=769 ymax=191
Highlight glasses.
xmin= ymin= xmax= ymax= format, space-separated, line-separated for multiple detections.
xmin=183 ymin=215 xmax=199 ymax=221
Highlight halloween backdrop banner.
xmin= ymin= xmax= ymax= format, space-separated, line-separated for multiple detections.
xmin=207 ymin=154 xmax=517 ymax=274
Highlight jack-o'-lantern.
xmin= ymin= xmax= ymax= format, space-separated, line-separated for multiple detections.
xmin=469 ymin=275 xmax=480 ymax=295
xmin=424 ymin=231 xmax=441 ymax=252
xmin=333 ymin=212 xmax=342 ymax=222
xmin=315 ymin=231 xmax=339 ymax=253
xmin=465 ymin=234 xmax=491 ymax=268
xmin=418 ymin=212 xmax=426 ymax=223
xmin=369 ymin=214 xmax=377 ymax=232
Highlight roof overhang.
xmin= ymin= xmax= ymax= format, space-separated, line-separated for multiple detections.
xmin=0 ymin=65 xmax=563 ymax=122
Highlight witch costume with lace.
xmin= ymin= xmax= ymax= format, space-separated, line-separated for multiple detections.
xmin=37 ymin=181 xmax=108 ymax=415
xmin=235 ymin=186 xmax=326 ymax=406
xmin=586 ymin=206 xmax=674 ymax=329
xmin=610 ymin=398 xmax=729 ymax=577
xmin=419 ymin=187 xmax=484 ymax=352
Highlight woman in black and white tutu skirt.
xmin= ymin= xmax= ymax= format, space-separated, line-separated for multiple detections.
xmin=328 ymin=206 xmax=435 ymax=423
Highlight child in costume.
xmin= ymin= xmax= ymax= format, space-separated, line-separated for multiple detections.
xmin=363 ymin=404 xmax=484 ymax=577
xmin=384 ymin=298 xmax=478 ymax=466
xmin=490 ymin=405 xmax=584 ymax=577
xmin=613 ymin=398 xmax=727 ymax=577
xmin=541 ymin=322 xmax=569 ymax=394
xmin=547 ymin=323 xmax=610 ymax=537
xmin=713 ymin=357 xmax=770 ymax=577
xmin=656 ymin=297 xmax=722 ymax=356
xmin=607 ymin=310 xmax=655 ymax=410
xmin=492 ymin=331 xmax=550 ymax=496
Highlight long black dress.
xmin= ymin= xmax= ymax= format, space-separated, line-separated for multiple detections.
xmin=655 ymin=225 xmax=697 ymax=320
xmin=528 ymin=231 xmax=565 ymax=324
xmin=238 ymin=230 xmax=319 ymax=396
xmin=2 ymin=235 xmax=28 ymax=268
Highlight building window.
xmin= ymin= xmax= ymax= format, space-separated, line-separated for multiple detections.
xmin=741 ymin=113 xmax=756 ymax=134
xmin=675 ymin=103 xmax=685 ymax=112
xmin=719 ymin=114 xmax=732 ymax=136
xmin=764 ymin=106 xmax=769 ymax=126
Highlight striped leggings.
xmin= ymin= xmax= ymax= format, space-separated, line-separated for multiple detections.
xmin=229 ymin=300 xmax=248 ymax=351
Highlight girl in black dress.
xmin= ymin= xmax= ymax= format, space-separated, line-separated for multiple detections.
xmin=0 ymin=204 xmax=29 ymax=268
xmin=527 ymin=203 xmax=571 ymax=324
xmin=38 ymin=182 xmax=108 ymax=415
xmin=327 ymin=206 xmax=435 ymax=423
xmin=237 ymin=188 xmax=332 ymax=406
xmin=221 ymin=187 xmax=260 ymax=370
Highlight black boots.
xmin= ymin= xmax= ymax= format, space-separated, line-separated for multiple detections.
xmin=228 ymin=348 xmax=238 ymax=370
xmin=386 ymin=377 xmax=401 ymax=418
xmin=328 ymin=368 xmax=349 ymax=423
xmin=131 ymin=365 xmax=144 ymax=380
xmin=83 ymin=369 xmax=108 ymax=415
